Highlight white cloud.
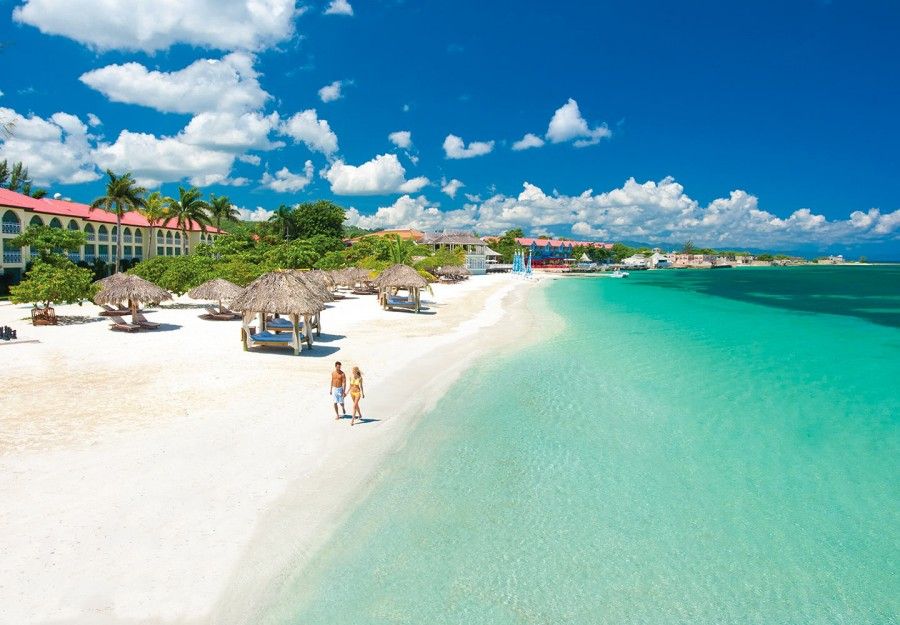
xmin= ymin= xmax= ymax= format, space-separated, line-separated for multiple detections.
xmin=80 ymin=53 xmax=269 ymax=115
xmin=237 ymin=206 xmax=274 ymax=222
xmin=441 ymin=177 xmax=464 ymax=198
xmin=280 ymin=109 xmax=339 ymax=156
xmin=546 ymin=98 xmax=611 ymax=147
xmin=443 ymin=133 xmax=494 ymax=159
xmin=86 ymin=113 xmax=102 ymax=127
xmin=93 ymin=130 xmax=236 ymax=187
xmin=512 ymin=132 xmax=544 ymax=151
xmin=318 ymin=80 xmax=344 ymax=103
xmin=0 ymin=107 xmax=99 ymax=184
xmin=343 ymin=176 xmax=900 ymax=248
xmin=181 ymin=111 xmax=282 ymax=151
xmin=13 ymin=0 xmax=302 ymax=52
xmin=261 ymin=161 xmax=314 ymax=192
xmin=323 ymin=153 xmax=429 ymax=195
xmin=388 ymin=130 xmax=412 ymax=149
xmin=323 ymin=0 xmax=353 ymax=16
xmin=239 ymin=154 xmax=262 ymax=166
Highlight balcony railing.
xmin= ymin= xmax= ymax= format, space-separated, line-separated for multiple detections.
xmin=123 ymin=235 xmax=133 ymax=243
xmin=98 ymin=254 xmax=109 ymax=262
xmin=98 ymin=235 xmax=109 ymax=242
xmin=2 ymin=251 xmax=23 ymax=263
xmin=84 ymin=254 xmax=96 ymax=262
xmin=1 ymin=222 xmax=21 ymax=235
xmin=68 ymin=252 xmax=81 ymax=262
xmin=86 ymin=234 xmax=96 ymax=242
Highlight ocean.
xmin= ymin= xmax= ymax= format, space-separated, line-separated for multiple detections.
xmin=264 ymin=266 xmax=899 ymax=624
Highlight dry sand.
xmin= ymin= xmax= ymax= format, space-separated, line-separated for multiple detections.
xmin=0 ymin=273 xmax=546 ymax=625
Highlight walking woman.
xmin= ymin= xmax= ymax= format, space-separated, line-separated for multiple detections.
xmin=349 ymin=366 xmax=365 ymax=426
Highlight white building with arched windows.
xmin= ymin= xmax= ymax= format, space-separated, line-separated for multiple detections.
xmin=0 ymin=187 xmax=223 ymax=285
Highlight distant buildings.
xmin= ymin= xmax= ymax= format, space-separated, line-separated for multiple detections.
xmin=352 ymin=229 xmax=488 ymax=275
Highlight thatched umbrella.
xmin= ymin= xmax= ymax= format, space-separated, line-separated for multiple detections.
xmin=230 ymin=271 xmax=326 ymax=354
xmin=289 ymin=271 xmax=335 ymax=336
xmin=373 ymin=264 xmax=429 ymax=313
xmin=306 ymin=269 xmax=335 ymax=289
xmin=188 ymin=278 xmax=245 ymax=314
xmin=347 ymin=267 xmax=373 ymax=286
xmin=93 ymin=274 xmax=172 ymax=322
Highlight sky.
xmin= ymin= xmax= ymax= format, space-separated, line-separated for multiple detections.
xmin=1 ymin=0 xmax=899 ymax=258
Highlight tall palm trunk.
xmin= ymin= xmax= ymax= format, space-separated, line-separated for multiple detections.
xmin=115 ymin=212 xmax=122 ymax=273
xmin=182 ymin=226 xmax=188 ymax=255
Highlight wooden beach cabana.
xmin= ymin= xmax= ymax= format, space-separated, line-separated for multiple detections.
xmin=188 ymin=278 xmax=245 ymax=320
xmin=93 ymin=273 xmax=172 ymax=330
xmin=230 ymin=271 xmax=326 ymax=355
xmin=289 ymin=270 xmax=336 ymax=337
xmin=373 ymin=264 xmax=429 ymax=313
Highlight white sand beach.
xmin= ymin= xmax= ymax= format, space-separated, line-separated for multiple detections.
xmin=0 ymin=274 xmax=545 ymax=625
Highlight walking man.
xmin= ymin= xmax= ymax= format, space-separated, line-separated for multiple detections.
xmin=330 ymin=361 xmax=347 ymax=419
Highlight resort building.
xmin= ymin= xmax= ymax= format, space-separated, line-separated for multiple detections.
xmin=512 ymin=237 xmax=614 ymax=268
xmin=0 ymin=187 xmax=223 ymax=284
xmin=350 ymin=229 xmax=489 ymax=275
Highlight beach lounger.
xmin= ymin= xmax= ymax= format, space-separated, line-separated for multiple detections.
xmin=109 ymin=316 xmax=141 ymax=332
xmin=249 ymin=331 xmax=303 ymax=347
xmin=204 ymin=306 xmax=237 ymax=321
xmin=265 ymin=317 xmax=303 ymax=332
xmin=133 ymin=312 xmax=160 ymax=329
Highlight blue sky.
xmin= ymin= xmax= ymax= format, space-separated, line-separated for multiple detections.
xmin=1 ymin=0 xmax=898 ymax=257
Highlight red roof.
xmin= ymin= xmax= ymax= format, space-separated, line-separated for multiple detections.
xmin=516 ymin=237 xmax=612 ymax=249
xmin=0 ymin=187 xmax=223 ymax=233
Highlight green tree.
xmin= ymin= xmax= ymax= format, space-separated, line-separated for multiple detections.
xmin=314 ymin=250 xmax=348 ymax=270
xmin=267 ymin=204 xmax=294 ymax=240
xmin=681 ymin=240 xmax=696 ymax=254
xmin=415 ymin=247 xmax=465 ymax=271
xmin=384 ymin=235 xmax=419 ymax=265
xmin=262 ymin=239 xmax=319 ymax=270
xmin=91 ymin=170 xmax=147 ymax=273
xmin=293 ymin=200 xmax=346 ymax=239
xmin=10 ymin=259 xmax=98 ymax=310
xmin=208 ymin=193 xmax=240 ymax=232
xmin=165 ymin=187 xmax=211 ymax=255
xmin=0 ymin=160 xmax=47 ymax=198
xmin=139 ymin=191 xmax=169 ymax=258
xmin=9 ymin=224 xmax=86 ymax=264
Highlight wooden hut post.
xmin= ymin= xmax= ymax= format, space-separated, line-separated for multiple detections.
xmin=291 ymin=313 xmax=301 ymax=355
xmin=241 ymin=312 xmax=251 ymax=350
xmin=314 ymin=311 xmax=321 ymax=337
xmin=303 ymin=314 xmax=313 ymax=348
xmin=414 ymin=287 xmax=420 ymax=313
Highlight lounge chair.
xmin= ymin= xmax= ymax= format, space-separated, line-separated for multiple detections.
xmin=203 ymin=307 xmax=237 ymax=321
xmin=250 ymin=330 xmax=299 ymax=345
xmin=109 ymin=316 xmax=141 ymax=332
xmin=133 ymin=312 xmax=160 ymax=329
xmin=266 ymin=317 xmax=303 ymax=332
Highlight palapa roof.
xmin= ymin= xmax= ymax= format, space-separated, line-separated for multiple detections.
xmin=421 ymin=232 xmax=483 ymax=246
xmin=289 ymin=270 xmax=335 ymax=303
xmin=230 ymin=271 xmax=326 ymax=316
xmin=305 ymin=269 xmax=335 ymax=288
xmin=373 ymin=264 xmax=429 ymax=289
xmin=187 ymin=278 xmax=244 ymax=302
xmin=93 ymin=273 xmax=172 ymax=305
xmin=436 ymin=265 xmax=470 ymax=276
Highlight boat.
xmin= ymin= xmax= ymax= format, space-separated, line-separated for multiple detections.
xmin=609 ymin=269 xmax=629 ymax=278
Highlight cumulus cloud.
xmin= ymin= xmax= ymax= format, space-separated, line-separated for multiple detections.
xmin=343 ymin=176 xmax=900 ymax=248
xmin=237 ymin=206 xmax=275 ymax=221
xmin=181 ymin=111 xmax=282 ymax=152
xmin=323 ymin=153 xmax=429 ymax=195
xmin=93 ymin=130 xmax=236 ymax=187
xmin=323 ymin=0 xmax=354 ymax=16
xmin=388 ymin=130 xmax=412 ymax=149
xmin=318 ymin=80 xmax=344 ymax=103
xmin=0 ymin=107 xmax=99 ymax=184
xmin=443 ymin=133 xmax=494 ymax=159
xmin=13 ymin=0 xmax=302 ymax=52
xmin=512 ymin=132 xmax=545 ymax=151
xmin=441 ymin=177 xmax=464 ymax=198
xmin=239 ymin=154 xmax=262 ymax=166
xmin=280 ymin=109 xmax=339 ymax=156
xmin=261 ymin=161 xmax=314 ymax=192
xmin=86 ymin=113 xmax=102 ymax=127
xmin=546 ymin=98 xmax=611 ymax=147
xmin=80 ymin=53 xmax=269 ymax=115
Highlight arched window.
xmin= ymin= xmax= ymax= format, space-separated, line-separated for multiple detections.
xmin=157 ymin=230 xmax=164 ymax=243
xmin=98 ymin=225 xmax=108 ymax=241
xmin=165 ymin=231 xmax=173 ymax=245
xmin=29 ymin=215 xmax=44 ymax=227
xmin=111 ymin=226 xmax=118 ymax=241
xmin=174 ymin=231 xmax=181 ymax=242
xmin=134 ymin=229 xmax=143 ymax=243
xmin=84 ymin=224 xmax=95 ymax=241
xmin=67 ymin=220 xmax=79 ymax=231
xmin=49 ymin=217 xmax=62 ymax=229
xmin=1 ymin=210 xmax=21 ymax=235
xmin=123 ymin=227 xmax=131 ymax=243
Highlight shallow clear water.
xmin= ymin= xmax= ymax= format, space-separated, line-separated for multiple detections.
xmin=266 ymin=266 xmax=900 ymax=624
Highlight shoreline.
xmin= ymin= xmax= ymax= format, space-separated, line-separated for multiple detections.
xmin=210 ymin=275 xmax=558 ymax=623
xmin=0 ymin=274 xmax=555 ymax=625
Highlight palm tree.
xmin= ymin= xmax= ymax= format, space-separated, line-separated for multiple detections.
xmin=208 ymin=193 xmax=240 ymax=232
xmin=268 ymin=204 xmax=294 ymax=240
xmin=91 ymin=170 xmax=147 ymax=272
xmin=139 ymin=191 xmax=169 ymax=258
xmin=386 ymin=235 xmax=417 ymax=265
xmin=165 ymin=187 xmax=211 ymax=255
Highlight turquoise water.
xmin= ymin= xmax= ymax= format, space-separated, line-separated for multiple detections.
xmin=265 ymin=266 xmax=900 ymax=624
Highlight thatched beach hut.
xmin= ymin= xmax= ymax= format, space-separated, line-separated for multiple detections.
xmin=230 ymin=271 xmax=326 ymax=355
xmin=93 ymin=273 xmax=172 ymax=323
xmin=373 ymin=264 xmax=429 ymax=313
xmin=289 ymin=270 xmax=335 ymax=336
xmin=435 ymin=265 xmax=470 ymax=282
xmin=188 ymin=278 xmax=245 ymax=320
